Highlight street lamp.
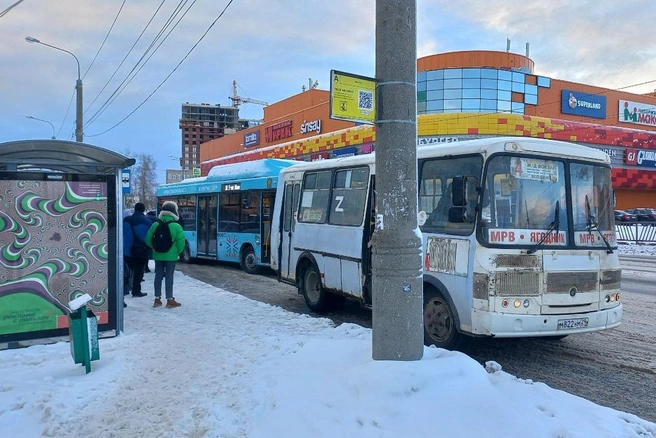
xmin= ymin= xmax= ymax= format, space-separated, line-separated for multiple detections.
xmin=25 ymin=36 xmax=83 ymax=142
xmin=26 ymin=116 xmax=56 ymax=139
xmin=169 ymin=155 xmax=186 ymax=180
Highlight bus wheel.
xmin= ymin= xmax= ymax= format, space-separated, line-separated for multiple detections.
xmin=423 ymin=288 xmax=462 ymax=350
xmin=240 ymin=246 xmax=260 ymax=275
xmin=301 ymin=265 xmax=329 ymax=312
xmin=180 ymin=244 xmax=191 ymax=264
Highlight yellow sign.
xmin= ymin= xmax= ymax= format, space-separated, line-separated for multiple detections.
xmin=192 ymin=167 xmax=201 ymax=177
xmin=330 ymin=70 xmax=377 ymax=124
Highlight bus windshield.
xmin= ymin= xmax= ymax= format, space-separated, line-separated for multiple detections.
xmin=480 ymin=155 xmax=615 ymax=248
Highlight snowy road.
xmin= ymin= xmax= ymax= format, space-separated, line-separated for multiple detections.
xmin=176 ymin=255 xmax=656 ymax=422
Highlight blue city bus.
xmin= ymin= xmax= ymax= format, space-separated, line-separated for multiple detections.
xmin=156 ymin=158 xmax=299 ymax=274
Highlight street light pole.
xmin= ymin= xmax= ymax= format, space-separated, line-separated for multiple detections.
xmin=26 ymin=115 xmax=56 ymax=139
xmin=25 ymin=36 xmax=83 ymax=142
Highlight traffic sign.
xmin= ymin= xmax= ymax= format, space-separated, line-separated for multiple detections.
xmin=330 ymin=70 xmax=377 ymax=124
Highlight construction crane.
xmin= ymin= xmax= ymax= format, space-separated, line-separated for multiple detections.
xmin=229 ymin=80 xmax=268 ymax=108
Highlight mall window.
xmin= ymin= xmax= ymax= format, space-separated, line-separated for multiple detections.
xmin=444 ymin=69 xmax=462 ymax=79
xmin=418 ymin=80 xmax=427 ymax=92
xmin=524 ymin=94 xmax=538 ymax=105
xmin=427 ymin=90 xmax=444 ymax=101
xmin=481 ymin=79 xmax=498 ymax=90
xmin=537 ymin=76 xmax=551 ymax=88
xmin=498 ymin=90 xmax=511 ymax=101
xmin=512 ymin=102 xmax=525 ymax=114
xmin=463 ymin=88 xmax=481 ymax=99
xmin=444 ymin=89 xmax=462 ymax=99
xmin=498 ymin=100 xmax=512 ymax=113
xmin=525 ymin=84 xmax=538 ymax=95
xmin=463 ymin=78 xmax=481 ymax=89
xmin=462 ymin=99 xmax=480 ymax=111
xmin=482 ymin=89 xmax=497 ymax=99
xmin=481 ymin=69 xmax=498 ymax=79
xmin=512 ymin=81 xmax=525 ymax=93
xmin=427 ymin=70 xmax=444 ymax=80
xmin=418 ymin=71 xmax=427 ymax=82
xmin=426 ymin=100 xmax=444 ymax=111
xmin=463 ymin=68 xmax=481 ymax=78
xmin=498 ymin=80 xmax=512 ymax=91
xmin=427 ymin=79 xmax=444 ymax=90
xmin=444 ymin=78 xmax=462 ymax=89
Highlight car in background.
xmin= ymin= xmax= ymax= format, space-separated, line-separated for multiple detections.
xmin=625 ymin=208 xmax=656 ymax=224
xmin=614 ymin=210 xmax=637 ymax=222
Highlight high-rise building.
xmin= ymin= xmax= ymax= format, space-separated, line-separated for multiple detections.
xmin=178 ymin=102 xmax=239 ymax=173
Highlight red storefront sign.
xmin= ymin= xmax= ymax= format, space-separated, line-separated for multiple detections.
xmin=265 ymin=120 xmax=293 ymax=142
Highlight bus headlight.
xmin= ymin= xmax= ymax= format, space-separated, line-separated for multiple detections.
xmin=605 ymin=293 xmax=621 ymax=303
xmin=514 ymin=299 xmax=521 ymax=308
xmin=523 ymin=299 xmax=530 ymax=308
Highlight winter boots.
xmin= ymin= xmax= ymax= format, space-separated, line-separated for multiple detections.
xmin=166 ymin=298 xmax=181 ymax=308
xmin=153 ymin=297 xmax=181 ymax=308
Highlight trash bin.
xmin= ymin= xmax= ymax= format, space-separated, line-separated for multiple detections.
xmin=68 ymin=294 xmax=100 ymax=374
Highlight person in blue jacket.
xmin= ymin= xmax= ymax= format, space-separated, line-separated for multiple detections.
xmin=123 ymin=202 xmax=152 ymax=298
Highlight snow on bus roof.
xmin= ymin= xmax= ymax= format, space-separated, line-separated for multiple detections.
xmin=206 ymin=158 xmax=299 ymax=181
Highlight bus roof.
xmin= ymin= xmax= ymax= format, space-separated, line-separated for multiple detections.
xmin=157 ymin=158 xmax=300 ymax=196
xmin=278 ymin=137 xmax=611 ymax=174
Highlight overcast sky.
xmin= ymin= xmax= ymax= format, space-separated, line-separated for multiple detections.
xmin=2 ymin=0 xmax=655 ymax=182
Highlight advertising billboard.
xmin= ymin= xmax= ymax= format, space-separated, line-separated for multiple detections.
xmin=0 ymin=174 xmax=113 ymax=343
xmin=561 ymin=90 xmax=606 ymax=119
xmin=619 ymin=100 xmax=656 ymax=128
xmin=330 ymin=70 xmax=377 ymax=124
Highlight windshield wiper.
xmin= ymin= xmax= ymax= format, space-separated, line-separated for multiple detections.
xmin=584 ymin=195 xmax=614 ymax=254
xmin=527 ymin=201 xmax=560 ymax=254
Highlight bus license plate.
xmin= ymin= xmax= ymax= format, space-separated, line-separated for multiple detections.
xmin=557 ymin=318 xmax=589 ymax=330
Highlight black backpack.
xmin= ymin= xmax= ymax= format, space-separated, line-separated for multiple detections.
xmin=151 ymin=219 xmax=174 ymax=252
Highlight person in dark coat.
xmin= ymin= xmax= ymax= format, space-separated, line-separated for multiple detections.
xmin=123 ymin=202 xmax=152 ymax=298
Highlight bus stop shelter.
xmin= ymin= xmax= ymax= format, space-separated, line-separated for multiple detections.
xmin=0 ymin=139 xmax=134 ymax=347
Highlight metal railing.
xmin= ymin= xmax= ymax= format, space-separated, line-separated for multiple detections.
xmin=615 ymin=222 xmax=656 ymax=244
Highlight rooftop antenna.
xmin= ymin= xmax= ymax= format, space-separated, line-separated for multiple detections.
xmin=506 ymin=38 xmax=511 ymax=52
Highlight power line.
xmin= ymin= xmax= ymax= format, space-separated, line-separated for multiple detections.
xmin=56 ymin=88 xmax=76 ymax=138
xmin=85 ymin=0 xmax=196 ymax=128
xmin=0 ymin=0 xmax=24 ymax=18
xmin=87 ymin=0 xmax=236 ymax=137
xmin=84 ymin=0 xmax=167 ymax=116
xmin=82 ymin=0 xmax=127 ymax=80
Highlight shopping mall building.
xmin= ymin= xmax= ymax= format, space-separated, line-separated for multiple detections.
xmin=199 ymin=50 xmax=656 ymax=209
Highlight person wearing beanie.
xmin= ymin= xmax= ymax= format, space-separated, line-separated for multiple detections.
xmin=145 ymin=201 xmax=186 ymax=308
xmin=122 ymin=202 xmax=152 ymax=299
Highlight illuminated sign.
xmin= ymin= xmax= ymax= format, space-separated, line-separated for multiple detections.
xmin=243 ymin=130 xmax=260 ymax=148
xmin=265 ymin=121 xmax=293 ymax=142
xmin=222 ymin=183 xmax=241 ymax=191
xmin=561 ymin=90 xmax=606 ymax=119
xmin=330 ymin=69 xmax=377 ymax=124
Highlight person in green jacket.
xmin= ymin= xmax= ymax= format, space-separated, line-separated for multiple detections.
xmin=146 ymin=201 xmax=186 ymax=308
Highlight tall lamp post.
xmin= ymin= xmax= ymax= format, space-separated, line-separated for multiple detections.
xmin=26 ymin=115 xmax=56 ymax=139
xmin=25 ymin=36 xmax=83 ymax=142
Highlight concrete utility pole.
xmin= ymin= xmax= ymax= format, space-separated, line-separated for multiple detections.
xmin=371 ymin=0 xmax=423 ymax=360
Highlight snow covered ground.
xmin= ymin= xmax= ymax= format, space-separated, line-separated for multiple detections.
xmin=1 ymin=246 xmax=655 ymax=438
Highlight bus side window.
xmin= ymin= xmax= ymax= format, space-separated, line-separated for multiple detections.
xmin=329 ymin=167 xmax=369 ymax=226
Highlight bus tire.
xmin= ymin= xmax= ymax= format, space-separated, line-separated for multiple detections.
xmin=180 ymin=243 xmax=191 ymax=264
xmin=423 ymin=287 xmax=463 ymax=350
xmin=240 ymin=246 xmax=260 ymax=275
xmin=301 ymin=265 xmax=329 ymax=312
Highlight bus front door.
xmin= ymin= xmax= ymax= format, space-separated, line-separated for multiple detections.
xmin=280 ymin=182 xmax=300 ymax=280
xmin=197 ymin=195 xmax=218 ymax=257
xmin=261 ymin=192 xmax=275 ymax=265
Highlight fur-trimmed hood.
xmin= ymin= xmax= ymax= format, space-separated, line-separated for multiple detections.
xmin=158 ymin=209 xmax=179 ymax=221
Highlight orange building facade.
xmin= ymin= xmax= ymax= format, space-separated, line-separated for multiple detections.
xmin=200 ymin=51 xmax=656 ymax=209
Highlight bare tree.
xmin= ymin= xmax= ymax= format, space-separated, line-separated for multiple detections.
xmin=132 ymin=153 xmax=158 ymax=210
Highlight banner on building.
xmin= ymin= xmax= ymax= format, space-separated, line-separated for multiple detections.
xmin=330 ymin=70 xmax=377 ymax=124
xmin=619 ymin=100 xmax=656 ymax=127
